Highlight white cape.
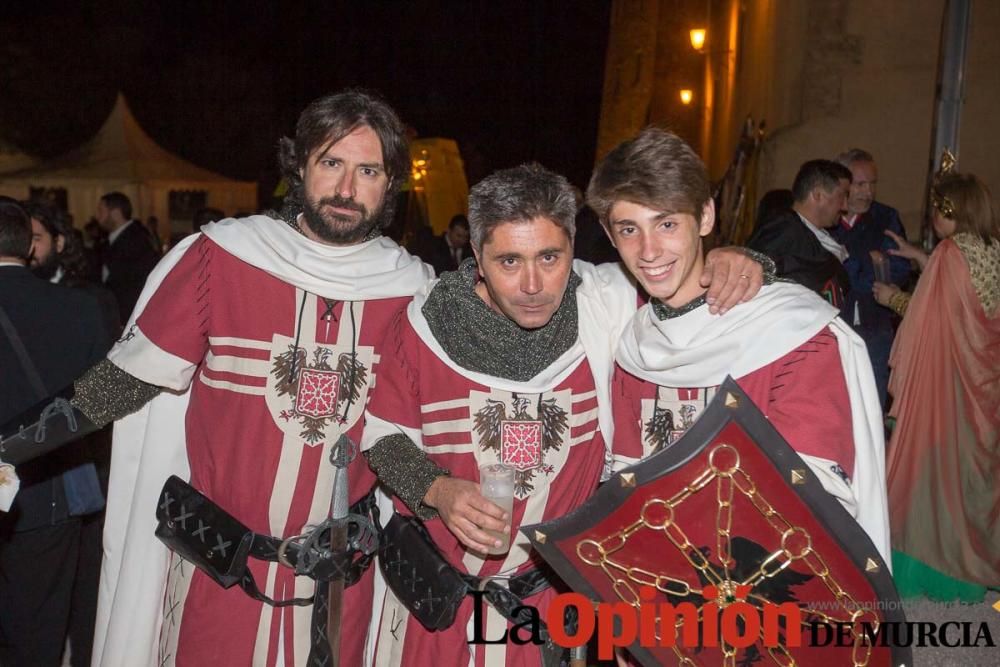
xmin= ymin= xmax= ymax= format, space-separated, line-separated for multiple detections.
xmin=94 ymin=217 xmax=432 ymax=667
xmin=616 ymin=281 xmax=891 ymax=565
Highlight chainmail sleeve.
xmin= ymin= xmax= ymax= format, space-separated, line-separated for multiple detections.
xmin=364 ymin=433 xmax=450 ymax=520
xmin=71 ymin=359 xmax=161 ymax=426
xmin=738 ymin=246 xmax=778 ymax=283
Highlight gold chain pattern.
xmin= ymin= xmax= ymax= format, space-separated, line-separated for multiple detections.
xmin=576 ymin=444 xmax=877 ymax=666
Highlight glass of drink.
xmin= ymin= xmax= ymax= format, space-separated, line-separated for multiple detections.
xmin=479 ymin=462 xmax=515 ymax=555
xmin=872 ymin=251 xmax=890 ymax=284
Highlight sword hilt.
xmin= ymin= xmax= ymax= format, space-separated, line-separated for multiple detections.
xmin=329 ymin=434 xmax=356 ymax=469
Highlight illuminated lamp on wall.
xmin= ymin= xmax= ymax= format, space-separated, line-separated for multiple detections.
xmin=689 ymin=28 xmax=706 ymax=52
xmin=679 ymin=89 xmax=694 ymax=105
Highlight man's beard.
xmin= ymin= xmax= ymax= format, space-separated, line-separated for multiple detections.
xmin=30 ymin=251 xmax=59 ymax=281
xmin=301 ymin=194 xmax=385 ymax=245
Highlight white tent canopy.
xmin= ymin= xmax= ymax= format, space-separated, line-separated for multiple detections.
xmin=0 ymin=94 xmax=257 ymax=233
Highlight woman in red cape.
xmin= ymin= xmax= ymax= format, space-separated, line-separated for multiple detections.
xmin=876 ymin=171 xmax=1000 ymax=601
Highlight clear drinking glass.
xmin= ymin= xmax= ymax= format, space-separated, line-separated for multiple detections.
xmin=479 ymin=462 xmax=515 ymax=555
xmin=872 ymin=251 xmax=890 ymax=284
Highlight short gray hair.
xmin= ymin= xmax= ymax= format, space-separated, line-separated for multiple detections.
xmin=837 ymin=148 xmax=875 ymax=167
xmin=467 ymin=163 xmax=577 ymax=251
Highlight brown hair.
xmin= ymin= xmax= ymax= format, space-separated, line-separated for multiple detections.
xmin=934 ymin=172 xmax=999 ymax=244
xmin=277 ymin=89 xmax=409 ymax=227
xmin=586 ymin=127 xmax=711 ymax=226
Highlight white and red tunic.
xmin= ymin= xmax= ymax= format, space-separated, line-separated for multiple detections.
xmin=97 ymin=217 xmax=431 ymax=667
xmin=612 ymin=329 xmax=856 ymax=493
xmin=363 ymin=308 xmax=606 ymax=667
xmin=613 ymin=281 xmax=890 ymax=561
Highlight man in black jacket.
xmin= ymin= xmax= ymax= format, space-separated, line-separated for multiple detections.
xmin=0 ymin=199 xmax=112 ymax=666
xmin=830 ymin=149 xmax=911 ymax=408
xmin=747 ymin=160 xmax=852 ymax=316
xmin=96 ymin=192 xmax=160 ymax=323
xmin=427 ymin=213 xmax=473 ymax=275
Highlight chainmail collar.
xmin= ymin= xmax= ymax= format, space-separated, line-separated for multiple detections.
xmin=421 ymin=258 xmax=582 ymax=381
xmin=650 ymin=264 xmax=778 ymax=320
xmin=650 ymin=293 xmax=708 ymax=320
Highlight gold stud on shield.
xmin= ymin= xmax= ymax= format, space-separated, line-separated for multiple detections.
xmin=619 ymin=472 xmax=636 ymax=488
xmin=790 ymin=469 xmax=806 ymax=485
xmin=865 ymin=558 xmax=880 ymax=574
xmin=534 ymin=530 xmax=547 ymax=544
xmin=725 ymin=392 xmax=740 ymax=409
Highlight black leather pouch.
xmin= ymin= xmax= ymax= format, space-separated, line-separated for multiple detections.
xmin=154 ymin=475 xmax=254 ymax=589
xmin=378 ymin=513 xmax=469 ymax=631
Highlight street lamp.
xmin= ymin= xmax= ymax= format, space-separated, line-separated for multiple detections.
xmin=689 ymin=28 xmax=706 ymax=52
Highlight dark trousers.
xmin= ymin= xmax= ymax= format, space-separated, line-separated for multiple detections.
xmin=69 ymin=512 xmax=103 ymax=667
xmin=860 ymin=327 xmax=893 ymax=410
xmin=0 ymin=519 xmax=82 ymax=667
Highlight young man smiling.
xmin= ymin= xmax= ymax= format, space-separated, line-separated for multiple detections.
xmin=587 ymin=128 xmax=890 ymax=563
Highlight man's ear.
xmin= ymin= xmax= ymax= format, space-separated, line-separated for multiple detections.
xmin=699 ymin=199 xmax=716 ymax=237
xmin=471 ymin=244 xmax=486 ymax=281
xmin=55 ymin=234 xmax=65 ymax=254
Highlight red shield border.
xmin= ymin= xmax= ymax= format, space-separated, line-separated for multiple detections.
xmin=523 ymin=378 xmax=910 ymax=667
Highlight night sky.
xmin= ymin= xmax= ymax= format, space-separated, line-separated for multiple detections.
xmin=1 ymin=1 xmax=612 ymax=205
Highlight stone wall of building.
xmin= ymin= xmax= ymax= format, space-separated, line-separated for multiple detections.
xmin=716 ymin=0 xmax=999 ymax=237
xmin=598 ymin=0 xmax=1000 ymax=238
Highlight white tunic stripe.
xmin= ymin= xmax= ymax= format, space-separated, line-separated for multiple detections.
xmin=422 ymin=443 xmax=476 ymax=454
xmin=207 ymin=335 xmax=273 ymax=350
xmin=420 ymin=397 xmax=471 ymax=414
xmin=268 ymin=435 xmax=304 ymax=535
xmin=570 ymin=407 xmax=599 ymax=426
xmin=421 ymin=419 xmax=473 ymax=436
xmin=205 ymin=351 xmax=271 ymax=378
xmin=569 ymin=429 xmax=598 ymax=447
xmin=199 ymin=375 xmax=266 ymax=395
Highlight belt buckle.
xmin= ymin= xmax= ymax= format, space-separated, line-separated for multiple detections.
xmin=276 ymin=533 xmax=307 ymax=569
xmin=477 ymin=573 xmax=511 ymax=591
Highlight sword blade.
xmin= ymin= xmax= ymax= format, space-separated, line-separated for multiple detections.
xmin=326 ymin=435 xmax=352 ymax=665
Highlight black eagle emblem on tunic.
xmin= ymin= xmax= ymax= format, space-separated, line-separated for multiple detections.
xmin=473 ymin=393 xmax=568 ymax=497
xmin=270 ymin=345 xmax=369 ymax=443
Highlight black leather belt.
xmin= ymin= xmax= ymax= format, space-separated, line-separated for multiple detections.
xmin=461 ymin=565 xmax=554 ymax=620
xmin=156 ymin=475 xmax=379 ymax=608
xmin=249 ymin=490 xmax=379 ymax=588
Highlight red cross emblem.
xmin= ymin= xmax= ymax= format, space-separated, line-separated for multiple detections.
xmin=295 ymin=369 xmax=341 ymax=418
xmin=500 ymin=420 xmax=542 ymax=471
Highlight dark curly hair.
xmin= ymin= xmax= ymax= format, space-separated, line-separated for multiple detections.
xmin=22 ymin=199 xmax=96 ymax=282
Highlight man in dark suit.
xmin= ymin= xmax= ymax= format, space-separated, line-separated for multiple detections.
xmin=830 ymin=149 xmax=911 ymax=408
xmin=24 ymin=199 xmax=119 ymax=666
xmin=747 ymin=160 xmax=853 ymax=317
xmin=427 ymin=214 xmax=473 ymax=275
xmin=96 ymin=192 xmax=160 ymax=323
xmin=0 ymin=199 xmax=112 ymax=667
